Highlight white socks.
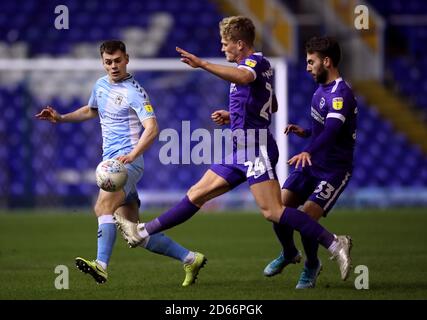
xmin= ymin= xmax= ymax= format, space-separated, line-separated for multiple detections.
xmin=98 ymin=214 xmax=115 ymax=225
xmin=137 ymin=223 xmax=149 ymax=238
xmin=183 ymin=252 xmax=196 ymax=265
xmin=96 ymin=260 xmax=107 ymax=270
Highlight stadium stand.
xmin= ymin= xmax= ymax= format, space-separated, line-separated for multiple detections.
xmin=0 ymin=0 xmax=426 ymax=208
xmin=368 ymin=0 xmax=427 ymax=118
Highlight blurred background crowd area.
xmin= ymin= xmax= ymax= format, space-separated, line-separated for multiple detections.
xmin=0 ymin=0 xmax=426 ymax=210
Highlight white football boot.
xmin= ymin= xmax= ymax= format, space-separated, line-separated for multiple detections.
xmin=114 ymin=213 xmax=147 ymax=248
xmin=330 ymin=235 xmax=353 ymax=280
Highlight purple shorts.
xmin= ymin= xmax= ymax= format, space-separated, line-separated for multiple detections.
xmin=282 ymin=166 xmax=351 ymax=215
xmin=210 ymin=135 xmax=279 ymax=188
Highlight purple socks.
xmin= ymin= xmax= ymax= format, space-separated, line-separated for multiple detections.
xmin=279 ymin=207 xmax=335 ymax=249
xmin=272 ymin=223 xmax=298 ymax=259
xmin=301 ymin=235 xmax=320 ymax=268
xmin=145 ymin=196 xmax=200 ymax=235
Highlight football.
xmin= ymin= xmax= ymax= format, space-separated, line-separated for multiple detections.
xmin=95 ymin=159 xmax=128 ymax=192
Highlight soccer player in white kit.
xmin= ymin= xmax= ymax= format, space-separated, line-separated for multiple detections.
xmin=36 ymin=40 xmax=206 ymax=286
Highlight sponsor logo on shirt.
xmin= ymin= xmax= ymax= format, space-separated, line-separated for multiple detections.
xmin=103 ymin=111 xmax=122 ymax=119
xmin=244 ymin=59 xmax=257 ymax=68
xmin=319 ymin=97 xmax=326 ymax=109
xmin=311 ymin=107 xmax=325 ymax=125
xmin=144 ymin=104 xmax=154 ymax=113
xmin=332 ymin=97 xmax=343 ymax=110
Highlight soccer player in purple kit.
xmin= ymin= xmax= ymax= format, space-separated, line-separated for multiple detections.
xmin=115 ymin=17 xmax=353 ymax=283
xmin=263 ymin=36 xmax=357 ymax=289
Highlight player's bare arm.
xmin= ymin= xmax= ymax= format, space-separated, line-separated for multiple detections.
xmin=287 ymin=151 xmax=312 ymax=169
xmin=116 ymin=117 xmax=159 ymax=164
xmin=176 ymin=47 xmax=254 ymax=85
xmin=284 ymin=124 xmax=309 ymax=137
xmin=35 ymin=105 xmax=98 ymax=123
xmin=211 ymin=110 xmax=230 ymax=125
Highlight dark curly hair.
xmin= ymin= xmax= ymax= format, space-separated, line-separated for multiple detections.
xmin=305 ymin=36 xmax=341 ymax=67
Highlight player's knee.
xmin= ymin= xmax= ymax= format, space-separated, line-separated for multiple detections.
xmin=261 ymin=210 xmax=276 ymax=222
xmin=303 ymin=210 xmax=322 ymax=221
xmin=259 ymin=206 xmax=282 ymax=223
xmin=187 ymin=185 xmax=206 ymax=206
xmin=94 ymin=201 xmax=115 ymax=216
xmin=93 ymin=202 xmax=105 ymax=216
xmin=302 ymin=202 xmax=324 ymax=221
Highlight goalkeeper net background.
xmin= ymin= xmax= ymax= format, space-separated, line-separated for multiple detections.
xmin=0 ymin=57 xmax=288 ymax=209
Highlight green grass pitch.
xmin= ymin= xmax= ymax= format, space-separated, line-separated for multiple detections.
xmin=0 ymin=208 xmax=426 ymax=300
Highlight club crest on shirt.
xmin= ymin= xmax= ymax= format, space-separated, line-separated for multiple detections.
xmin=114 ymin=95 xmax=124 ymax=105
xmin=332 ymin=97 xmax=343 ymax=110
xmin=144 ymin=104 xmax=153 ymax=113
xmin=319 ymin=97 xmax=325 ymax=109
xmin=244 ymin=59 xmax=257 ymax=68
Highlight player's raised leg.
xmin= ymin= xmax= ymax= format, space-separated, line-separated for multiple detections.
xmin=116 ymin=169 xmax=232 ymax=247
xmin=146 ymin=169 xmax=232 ymax=233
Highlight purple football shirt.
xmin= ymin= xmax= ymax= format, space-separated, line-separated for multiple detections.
xmin=308 ymin=77 xmax=357 ymax=172
xmin=229 ymin=52 xmax=274 ymax=132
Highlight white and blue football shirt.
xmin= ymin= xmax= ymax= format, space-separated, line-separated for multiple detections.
xmin=88 ymin=74 xmax=156 ymax=159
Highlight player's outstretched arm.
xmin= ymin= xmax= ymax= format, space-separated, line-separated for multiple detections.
xmin=176 ymin=47 xmax=254 ymax=85
xmin=116 ymin=117 xmax=159 ymax=164
xmin=176 ymin=46 xmax=205 ymax=69
xmin=211 ymin=110 xmax=230 ymax=125
xmin=35 ymin=105 xmax=97 ymax=123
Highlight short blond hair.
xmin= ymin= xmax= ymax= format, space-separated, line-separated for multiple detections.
xmin=219 ymin=16 xmax=255 ymax=47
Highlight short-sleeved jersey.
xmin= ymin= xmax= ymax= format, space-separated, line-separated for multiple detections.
xmin=88 ymin=74 xmax=156 ymax=159
xmin=309 ymin=77 xmax=357 ymax=172
xmin=229 ymin=53 xmax=274 ymax=132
